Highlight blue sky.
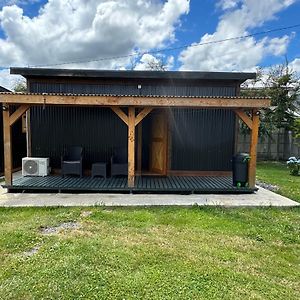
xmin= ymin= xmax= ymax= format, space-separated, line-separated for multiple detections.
xmin=0 ymin=0 xmax=300 ymax=88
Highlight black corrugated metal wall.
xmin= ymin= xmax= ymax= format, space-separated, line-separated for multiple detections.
xmin=169 ymin=109 xmax=235 ymax=171
xmin=29 ymin=78 xmax=237 ymax=172
xmin=29 ymin=81 xmax=237 ymax=96
xmin=30 ymin=106 xmax=127 ymax=168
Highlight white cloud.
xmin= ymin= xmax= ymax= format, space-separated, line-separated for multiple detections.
xmin=217 ymin=0 xmax=240 ymax=10
xmin=179 ymin=0 xmax=295 ymax=71
xmin=0 ymin=0 xmax=189 ymax=86
xmin=290 ymin=58 xmax=300 ymax=74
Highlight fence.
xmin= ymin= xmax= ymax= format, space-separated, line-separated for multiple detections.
xmin=237 ymin=129 xmax=300 ymax=161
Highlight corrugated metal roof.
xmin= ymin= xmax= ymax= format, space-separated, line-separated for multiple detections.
xmin=10 ymin=67 xmax=256 ymax=81
xmin=0 ymin=91 xmax=269 ymax=99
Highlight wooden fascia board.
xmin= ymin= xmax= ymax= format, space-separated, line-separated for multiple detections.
xmin=0 ymin=94 xmax=271 ymax=108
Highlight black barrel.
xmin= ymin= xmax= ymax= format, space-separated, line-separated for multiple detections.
xmin=232 ymin=153 xmax=250 ymax=187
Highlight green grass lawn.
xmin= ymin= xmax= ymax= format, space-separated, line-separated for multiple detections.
xmin=0 ymin=207 xmax=299 ymax=299
xmin=257 ymin=161 xmax=300 ymax=202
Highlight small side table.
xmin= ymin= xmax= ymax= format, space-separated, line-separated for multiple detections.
xmin=91 ymin=163 xmax=107 ymax=179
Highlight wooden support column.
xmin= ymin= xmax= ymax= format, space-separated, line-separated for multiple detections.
xmin=248 ymin=109 xmax=260 ymax=188
xmin=3 ymin=105 xmax=12 ymax=185
xmin=111 ymin=106 xmax=153 ymax=187
xmin=137 ymin=122 xmax=142 ymax=175
xmin=26 ymin=109 xmax=32 ymax=156
xmin=128 ymin=107 xmax=136 ymax=188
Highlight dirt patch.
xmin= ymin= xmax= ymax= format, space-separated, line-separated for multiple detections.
xmin=24 ymin=245 xmax=41 ymax=257
xmin=40 ymin=221 xmax=80 ymax=235
xmin=80 ymin=211 xmax=93 ymax=218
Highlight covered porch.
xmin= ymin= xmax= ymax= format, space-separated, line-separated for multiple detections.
xmin=0 ymin=92 xmax=270 ymax=193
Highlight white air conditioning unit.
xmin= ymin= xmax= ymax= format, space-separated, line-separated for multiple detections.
xmin=22 ymin=157 xmax=50 ymax=177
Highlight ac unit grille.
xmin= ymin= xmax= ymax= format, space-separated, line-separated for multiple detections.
xmin=22 ymin=157 xmax=50 ymax=177
xmin=24 ymin=160 xmax=39 ymax=175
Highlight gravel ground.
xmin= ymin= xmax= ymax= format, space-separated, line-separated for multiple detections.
xmin=40 ymin=221 xmax=80 ymax=235
xmin=257 ymin=180 xmax=279 ymax=192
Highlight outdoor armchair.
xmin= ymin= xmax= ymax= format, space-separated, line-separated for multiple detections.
xmin=111 ymin=147 xmax=128 ymax=177
xmin=61 ymin=146 xmax=83 ymax=178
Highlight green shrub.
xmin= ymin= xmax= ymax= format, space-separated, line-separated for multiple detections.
xmin=286 ymin=157 xmax=300 ymax=176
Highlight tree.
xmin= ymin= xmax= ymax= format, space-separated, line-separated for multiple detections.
xmin=241 ymin=62 xmax=300 ymax=160
xmin=241 ymin=62 xmax=300 ymax=136
xmin=265 ymin=63 xmax=299 ymax=131
xmin=144 ymin=57 xmax=167 ymax=71
xmin=129 ymin=54 xmax=168 ymax=71
xmin=13 ymin=81 xmax=27 ymax=92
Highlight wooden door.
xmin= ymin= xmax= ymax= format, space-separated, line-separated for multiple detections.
xmin=150 ymin=111 xmax=168 ymax=175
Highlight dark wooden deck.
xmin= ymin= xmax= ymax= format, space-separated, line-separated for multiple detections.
xmin=3 ymin=175 xmax=256 ymax=193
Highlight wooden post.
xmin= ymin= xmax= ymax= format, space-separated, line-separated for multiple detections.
xmin=137 ymin=122 xmax=142 ymax=175
xmin=26 ymin=109 xmax=32 ymax=156
xmin=111 ymin=106 xmax=153 ymax=187
xmin=128 ymin=107 xmax=135 ymax=187
xmin=3 ymin=105 xmax=12 ymax=185
xmin=248 ymin=109 xmax=260 ymax=188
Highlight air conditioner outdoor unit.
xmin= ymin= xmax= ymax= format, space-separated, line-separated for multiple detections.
xmin=22 ymin=157 xmax=50 ymax=177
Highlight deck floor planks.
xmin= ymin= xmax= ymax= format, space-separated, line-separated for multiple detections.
xmin=9 ymin=175 xmax=255 ymax=193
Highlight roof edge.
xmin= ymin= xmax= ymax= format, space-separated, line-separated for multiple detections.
xmin=0 ymin=91 xmax=269 ymax=99
xmin=0 ymin=85 xmax=11 ymax=92
xmin=10 ymin=67 xmax=256 ymax=81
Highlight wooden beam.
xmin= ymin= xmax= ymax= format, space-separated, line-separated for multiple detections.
xmin=248 ymin=109 xmax=260 ymax=188
xmin=234 ymin=109 xmax=253 ymax=130
xmin=135 ymin=107 xmax=153 ymax=126
xmin=3 ymin=105 xmax=12 ymax=185
xmin=9 ymin=104 xmax=30 ymax=126
xmin=0 ymin=93 xmax=271 ymax=108
xmin=110 ymin=107 xmax=128 ymax=125
xmin=128 ymin=107 xmax=135 ymax=187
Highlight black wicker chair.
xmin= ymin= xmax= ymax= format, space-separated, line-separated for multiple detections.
xmin=111 ymin=148 xmax=128 ymax=177
xmin=61 ymin=146 xmax=83 ymax=178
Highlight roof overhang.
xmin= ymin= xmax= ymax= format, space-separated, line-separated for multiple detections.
xmin=0 ymin=86 xmax=11 ymax=92
xmin=0 ymin=92 xmax=270 ymax=108
xmin=10 ymin=67 xmax=256 ymax=82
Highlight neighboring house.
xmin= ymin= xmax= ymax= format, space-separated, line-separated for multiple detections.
xmin=0 ymin=85 xmax=26 ymax=175
xmin=0 ymin=68 xmax=270 ymax=193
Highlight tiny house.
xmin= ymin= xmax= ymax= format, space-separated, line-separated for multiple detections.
xmin=0 ymin=68 xmax=270 ymax=193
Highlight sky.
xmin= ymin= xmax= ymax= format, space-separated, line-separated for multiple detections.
xmin=0 ymin=0 xmax=300 ymax=89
